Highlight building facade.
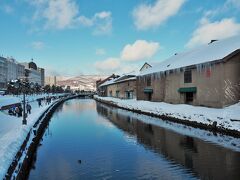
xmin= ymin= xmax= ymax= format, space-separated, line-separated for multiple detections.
xmin=97 ymin=74 xmax=119 ymax=96
xmin=6 ymin=58 xmax=18 ymax=82
xmin=106 ymin=76 xmax=137 ymax=99
xmin=21 ymin=61 xmax=45 ymax=86
xmin=98 ymin=63 xmax=152 ymax=99
xmin=17 ymin=63 xmax=25 ymax=79
xmin=0 ymin=56 xmax=25 ymax=89
xmin=38 ymin=67 xmax=45 ymax=86
xmin=137 ymin=37 xmax=240 ymax=108
xmin=0 ymin=57 xmax=7 ymax=89
xmin=45 ymin=76 xmax=57 ymax=86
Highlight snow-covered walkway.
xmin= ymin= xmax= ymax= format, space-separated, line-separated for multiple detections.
xmin=0 ymin=94 xmax=67 ymax=179
xmin=94 ymin=96 xmax=240 ymax=132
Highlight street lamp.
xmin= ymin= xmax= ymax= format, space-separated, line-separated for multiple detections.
xmin=15 ymin=77 xmax=29 ymax=125
xmin=9 ymin=73 xmax=31 ymax=125
xmin=20 ymin=77 xmax=29 ymax=125
xmin=22 ymin=82 xmax=27 ymax=125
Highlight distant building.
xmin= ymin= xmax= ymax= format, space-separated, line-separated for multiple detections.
xmin=137 ymin=36 xmax=240 ymax=108
xmin=98 ymin=63 xmax=151 ymax=99
xmin=0 ymin=56 xmax=7 ymax=89
xmin=97 ymin=74 xmax=119 ymax=96
xmin=0 ymin=56 xmax=25 ymax=89
xmin=101 ymin=73 xmax=137 ymax=99
xmin=21 ymin=61 xmax=45 ymax=86
xmin=17 ymin=63 xmax=25 ymax=79
xmin=96 ymin=74 xmax=119 ymax=90
xmin=45 ymin=76 xmax=57 ymax=86
xmin=6 ymin=58 xmax=25 ymax=82
xmin=38 ymin=67 xmax=45 ymax=86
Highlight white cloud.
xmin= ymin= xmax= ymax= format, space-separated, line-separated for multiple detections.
xmin=92 ymin=12 xmax=112 ymax=35
xmin=78 ymin=16 xmax=94 ymax=27
xmin=31 ymin=41 xmax=45 ymax=50
xmin=186 ymin=18 xmax=240 ymax=48
xmin=121 ymin=40 xmax=160 ymax=61
xmin=79 ymin=11 xmax=112 ymax=35
xmin=43 ymin=0 xmax=78 ymax=29
xmin=225 ymin=0 xmax=240 ymax=9
xmin=96 ymin=48 xmax=106 ymax=56
xmin=2 ymin=5 xmax=14 ymax=14
xmin=94 ymin=11 xmax=111 ymax=19
xmin=26 ymin=0 xmax=112 ymax=34
xmin=94 ymin=58 xmax=120 ymax=72
xmin=133 ymin=0 xmax=185 ymax=30
xmin=94 ymin=39 xmax=161 ymax=73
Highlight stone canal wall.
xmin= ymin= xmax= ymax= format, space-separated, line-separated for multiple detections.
xmin=94 ymin=97 xmax=240 ymax=138
xmin=5 ymin=95 xmax=79 ymax=180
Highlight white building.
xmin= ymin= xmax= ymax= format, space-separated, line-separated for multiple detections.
xmin=21 ymin=62 xmax=45 ymax=86
xmin=45 ymin=76 xmax=57 ymax=86
xmin=0 ymin=57 xmax=7 ymax=89
xmin=38 ymin=67 xmax=45 ymax=86
xmin=6 ymin=58 xmax=18 ymax=81
xmin=0 ymin=56 xmax=25 ymax=89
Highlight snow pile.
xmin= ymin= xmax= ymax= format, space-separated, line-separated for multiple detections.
xmin=94 ymin=96 xmax=240 ymax=132
xmin=140 ymin=35 xmax=240 ymax=76
xmin=0 ymin=94 xmax=66 ymax=179
xmin=0 ymin=93 xmax=65 ymax=108
xmin=99 ymin=72 xmax=137 ymax=87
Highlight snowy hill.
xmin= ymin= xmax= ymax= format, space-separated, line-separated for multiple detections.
xmin=56 ymin=75 xmax=108 ymax=91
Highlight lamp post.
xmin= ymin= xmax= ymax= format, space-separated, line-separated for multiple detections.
xmin=9 ymin=77 xmax=28 ymax=125
xmin=22 ymin=83 xmax=27 ymax=125
xmin=18 ymin=76 xmax=29 ymax=125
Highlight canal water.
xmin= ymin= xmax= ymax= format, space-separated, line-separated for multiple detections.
xmin=29 ymin=99 xmax=240 ymax=180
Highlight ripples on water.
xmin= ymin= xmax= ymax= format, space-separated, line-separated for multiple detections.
xmin=29 ymin=99 xmax=240 ymax=180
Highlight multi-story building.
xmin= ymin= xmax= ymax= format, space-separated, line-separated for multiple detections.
xmin=0 ymin=57 xmax=45 ymax=88
xmin=17 ymin=63 xmax=25 ymax=79
xmin=38 ymin=67 xmax=45 ymax=86
xmin=21 ymin=61 xmax=45 ymax=86
xmin=0 ymin=56 xmax=7 ymax=89
xmin=6 ymin=58 xmax=18 ymax=82
xmin=45 ymin=76 xmax=57 ymax=86
xmin=0 ymin=56 xmax=25 ymax=89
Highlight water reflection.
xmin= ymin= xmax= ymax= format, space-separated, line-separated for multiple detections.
xmin=28 ymin=99 xmax=240 ymax=180
xmin=96 ymin=102 xmax=240 ymax=180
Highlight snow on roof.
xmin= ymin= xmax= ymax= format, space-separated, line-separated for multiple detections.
xmin=99 ymin=71 xmax=137 ymax=87
xmin=99 ymin=77 xmax=118 ymax=87
xmin=140 ymin=35 xmax=240 ymax=76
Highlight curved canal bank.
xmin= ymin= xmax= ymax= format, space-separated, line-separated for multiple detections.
xmin=26 ymin=99 xmax=240 ymax=180
xmin=94 ymin=96 xmax=240 ymax=138
xmin=5 ymin=95 xmax=79 ymax=180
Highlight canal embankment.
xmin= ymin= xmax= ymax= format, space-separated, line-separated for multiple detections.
xmin=1 ymin=94 xmax=77 ymax=180
xmin=94 ymin=95 xmax=240 ymax=137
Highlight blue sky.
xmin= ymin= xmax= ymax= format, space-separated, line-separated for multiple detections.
xmin=0 ymin=0 xmax=240 ymax=76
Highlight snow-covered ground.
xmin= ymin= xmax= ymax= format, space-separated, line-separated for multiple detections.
xmin=94 ymin=96 xmax=240 ymax=132
xmin=0 ymin=93 xmax=64 ymax=108
xmin=0 ymin=94 xmax=67 ymax=179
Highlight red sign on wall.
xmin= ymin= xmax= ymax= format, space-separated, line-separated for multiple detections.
xmin=206 ymin=68 xmax=211 ymax=78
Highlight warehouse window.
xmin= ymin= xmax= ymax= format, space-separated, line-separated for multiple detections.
xmin=147 ymin=77 xmax=151 ymax=86
xmin=184 ymin=70 xmax=192 ymax=83
xmin=116 ymin=91 xmax=119 ymax=98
